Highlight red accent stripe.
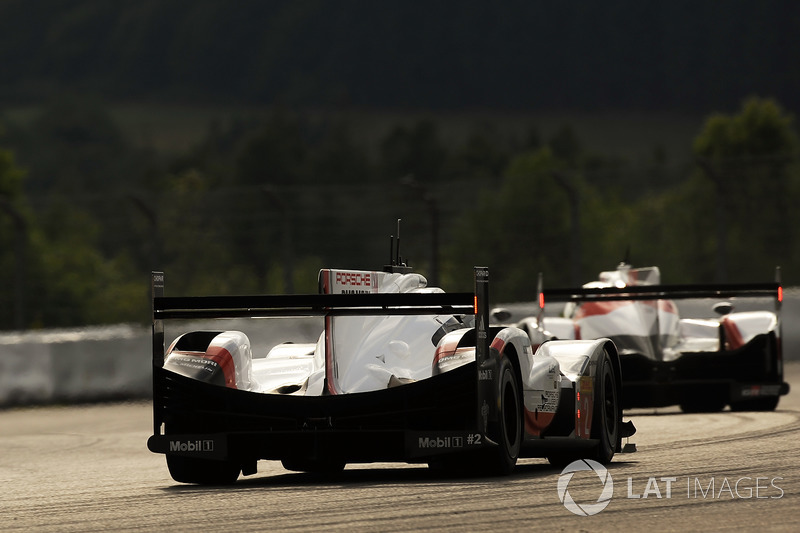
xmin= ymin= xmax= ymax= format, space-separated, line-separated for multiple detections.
xmin=490 ymin=336 xmax=506 ymax=353
xmin=573 ymin=301 xmax=631 ymax=319
xmin=204 ymin=346 xmax=237 ymax=388
xmin=574 ymin=299 xmax=678 ymax=320
xmin=721 ymin=316 xmax=745 ymax=350
xmin=432 ymin=336 xmax=459 ymax=367
xmin=523 ymin=408 xmax=555 ymax=436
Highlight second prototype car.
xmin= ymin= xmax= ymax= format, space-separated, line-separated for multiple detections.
xmin=516 ymin=263 xmax=789 ymax=412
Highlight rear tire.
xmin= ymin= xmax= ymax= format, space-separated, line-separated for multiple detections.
xmin=593 ymin=350 xmax=620 ymax=464
xmin=480 ymin=357 xmax=522 ymax=475
xmin=166 ymin=455 xmax=240 ymax=485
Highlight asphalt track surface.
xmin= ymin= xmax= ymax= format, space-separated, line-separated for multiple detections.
xmin=2 ymin=365 xmax=799 ymax=532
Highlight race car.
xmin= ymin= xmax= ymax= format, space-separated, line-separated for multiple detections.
xmin=147 ymin=262 xmax=635 ymax=484
xmin=512 ymin=263 xmax=789 ymax=413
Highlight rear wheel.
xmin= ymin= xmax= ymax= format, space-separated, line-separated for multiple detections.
xmin=166 ymin=455 xmax=240 ymax=485
xmin=593 ymin=350 xmax=620 ymax=464
xmin=480 ymin=357 xmax=522 ymax=475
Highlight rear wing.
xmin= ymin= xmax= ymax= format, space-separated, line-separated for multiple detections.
xmin=150 ymin=267 xmax=492 ymax=432
xmin=541 ymin=279 xmax=782 ymax=311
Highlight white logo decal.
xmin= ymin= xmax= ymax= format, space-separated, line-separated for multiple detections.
xmin=557 ymin=459 xmax=614 ymax=516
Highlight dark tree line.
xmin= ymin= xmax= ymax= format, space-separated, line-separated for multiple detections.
xmin=0 ymin=1 xmax=798 ymax=114
xmin=1 ymin=96 xmax=797 ymax=330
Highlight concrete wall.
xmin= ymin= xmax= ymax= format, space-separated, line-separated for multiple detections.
xmin=0 ymin=325 xmax=151 ymax=406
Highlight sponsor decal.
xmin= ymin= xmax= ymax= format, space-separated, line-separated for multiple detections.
xmin=524 ymin=390 xmax=557 ymax=435
xmin=418 ymin=436 xmax=464 ymax=449
xmin=408 ymin=432 xmax=484 ymax=454
xmin=332 ymin=271 xmax=377 ymax=293
xmin=169 ymin=439 xmax=215 ymax=453
xmin=168 ymin=354 xmax=219 ymax=374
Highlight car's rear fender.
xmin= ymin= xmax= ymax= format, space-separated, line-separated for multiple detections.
xmin=164 ymin=330 xmax=253 ymax=390
xmin=721 ymin=311 xmax=779 ymax=350
xmin=536 ymin=339 xmax=621 ymax=440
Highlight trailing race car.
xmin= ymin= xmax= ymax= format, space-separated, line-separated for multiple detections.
xmin=513 ymin=264 xmax=789 ymax=413
xmin=147 ymin=261 xmax=635 ymax=484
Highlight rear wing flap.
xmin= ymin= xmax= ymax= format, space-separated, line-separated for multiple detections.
xmin=153 ymin=291 xmax=476 ymax=320
xmin=541 ymin=281 xmax=782 ymax=313
xmin=543 ymin=282 xmax=781 ymax=303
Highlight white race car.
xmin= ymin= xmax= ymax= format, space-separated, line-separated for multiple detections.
xmin=519 ymin=264 xmax=789 ymax=412
xmin=147 ymin=261 xmax=635 ymax=484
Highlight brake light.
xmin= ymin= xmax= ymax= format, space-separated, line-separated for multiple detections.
xmin=778 ymin=286 xmax=783 ymax=303
xmin=474 ymin=295 xmax=478 ymax=314
xmin=539 ymin=292 xmax=545 ymax=309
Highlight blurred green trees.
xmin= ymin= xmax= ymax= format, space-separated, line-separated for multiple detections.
xmin=0 ymin=141 xmax=28 ymax=328
xmin=692 ymin=97 xmax=799 ymax=281
xmin=0 ymin=96 xmax=798 ymax=329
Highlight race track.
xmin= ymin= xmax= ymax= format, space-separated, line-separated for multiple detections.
xmin=1 ymin=364 xmax=798 ymax=532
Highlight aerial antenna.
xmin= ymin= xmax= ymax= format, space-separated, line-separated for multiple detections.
xmin=396 ymin=218 xmax=402 ymax=266
xmin=384 ymin=218 xmax=412 ymax=273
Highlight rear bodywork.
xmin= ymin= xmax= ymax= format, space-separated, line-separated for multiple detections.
xmin=536 ymin=264 xmax=789 ymax=412
xmin=147 ymin=267 xmax=632 ymax=483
